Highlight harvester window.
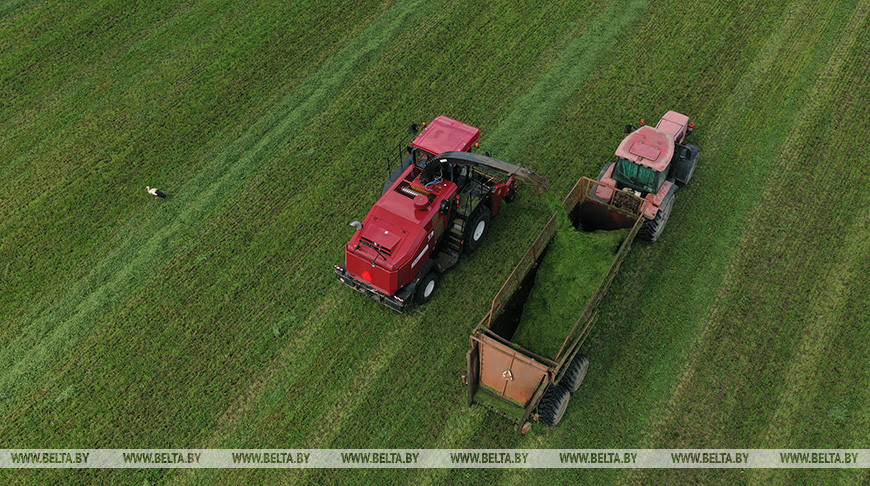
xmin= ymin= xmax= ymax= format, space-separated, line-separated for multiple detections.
xmin=455 ymin=165 xmax=470 ymax=188
xmin=414 ymin=149 xmax=434 ymax=167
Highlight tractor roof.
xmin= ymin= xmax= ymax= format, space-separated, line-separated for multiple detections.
xmin=615 ymin=125 xmax=674 ymax=172
xmin=412 ymin=115 xmax=480 ymax=155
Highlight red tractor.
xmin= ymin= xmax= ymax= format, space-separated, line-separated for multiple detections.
xmin=593 ymin=110 xmax=700 ymax=241
xmin=335 ymin=116 xmax=548 ymax=311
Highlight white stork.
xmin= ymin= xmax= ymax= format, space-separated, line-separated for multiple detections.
xmin=146 ymin=186 xmax=167 ymax=198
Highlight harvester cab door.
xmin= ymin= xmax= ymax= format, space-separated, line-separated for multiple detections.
xmin=454 ymin=164 xmax=471 ymax=190
xmin=475 ymin=334 xmax=549 ymax=406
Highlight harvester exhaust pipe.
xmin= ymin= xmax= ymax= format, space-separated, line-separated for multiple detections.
xmin=350 ymin=221 xmax=363 ymax=231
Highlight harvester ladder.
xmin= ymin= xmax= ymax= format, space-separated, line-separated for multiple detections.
xmin=445 ymin=221 xmax=464 ymax=255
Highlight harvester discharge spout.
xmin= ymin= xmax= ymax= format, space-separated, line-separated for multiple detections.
xmin=434 ymin=151 xmax=549 ymax=194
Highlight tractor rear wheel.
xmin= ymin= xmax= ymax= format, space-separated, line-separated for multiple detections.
xmin=414 ymin=271 xmax=438 ymax=304
xmin=596 ymin=162 xmax=614 ymax=182
xmin=559 ymin=354 xmax=589 ymax=394
xmin=589 ymin=163 xmax=614 ymax=203
xmin=639 ymin=186 xmax=677 ymax=243
xmin=463 ymin=205 xmax=491 ymax=253
xmin=538 ymin=384 xmax=571 ymax=426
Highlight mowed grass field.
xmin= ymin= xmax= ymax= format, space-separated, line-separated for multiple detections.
xmin=0 ymin=0 xmax=868 ymax=484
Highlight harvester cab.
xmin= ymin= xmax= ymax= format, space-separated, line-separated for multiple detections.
xmin=335 ymin=116 xmax=547 ymax=311
xmin=593 ymin=110 xmax=700 ymax=242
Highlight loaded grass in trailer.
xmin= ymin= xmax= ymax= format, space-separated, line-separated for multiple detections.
xmin=464 ymin=177 xmax=646 ymax=433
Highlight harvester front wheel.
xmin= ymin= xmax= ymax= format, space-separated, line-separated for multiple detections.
xmin=414 ymin=271 xmax=438 ymax=304
xmin=639 ymin=186 xmax=676 ymax=243
xmin=559 ymin=354 xmax=589 ymax=393
xmin=538 ymin=384 xmax=571 ymax=426
xmin=463 ymin=205 xmax=491 ymax=253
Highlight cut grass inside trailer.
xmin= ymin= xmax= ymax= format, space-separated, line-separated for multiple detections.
xmin=511 ymin=211 xmax=630 ymax=359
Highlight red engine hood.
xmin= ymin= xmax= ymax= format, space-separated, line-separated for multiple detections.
xmin=345 ymin=166 xmax=457 ymax=295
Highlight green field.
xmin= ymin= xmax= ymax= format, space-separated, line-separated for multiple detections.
xmin=1 ymin=0 xmax=868 ymax=484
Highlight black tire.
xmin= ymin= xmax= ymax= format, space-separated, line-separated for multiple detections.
xmin=414 ymin=271 xmax=437 ymax=305
xmin=382 ymin=154 xmax=414 ymax=195
xmin=538 ymin=384 xmax=571 ymax=426
xmin=596 ymin=162 xmax=614 ymax=182
xmin=463 ymin=205 xmax=491 ymax=253
xmin=559 ymin=354 xmax=589 ymax=394
xmin=639 ymin=185 xmax=677 ymax=243
xmin=589 ymin=162 xmax=614 ymax=203
xmin=671 ymin=144 xmax=699 ymax=187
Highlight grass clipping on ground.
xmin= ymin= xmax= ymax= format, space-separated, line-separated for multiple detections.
xmin=511 ymin=211 xmax=629 ymax=359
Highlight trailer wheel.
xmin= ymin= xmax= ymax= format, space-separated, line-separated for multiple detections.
xmin=463 ymin=205 xmax=491 ymax=253
xmin=639 ymin=186 xmax=677 ymax=243
xmin=414 ymin=271 xmax=438 ymax=304
xmin=538 ymin=385 xmax=571 ymax=426
xmin=559 ymin=354 xmax=589 ymax=393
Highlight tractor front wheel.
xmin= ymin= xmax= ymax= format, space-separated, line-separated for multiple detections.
xmin=672 ymin=144 xmax=700 ymax=187
xmin=414 ymin=271 xmax=438 ymax=305
xmin=538 ymin=384 xmax=571 ymax=426
xmin=463 ymin=205 xmax=491 ymax=253
xmin=639 ymin=186 xmax=677 ymax=243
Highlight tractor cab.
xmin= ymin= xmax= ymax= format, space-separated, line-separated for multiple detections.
xmin=611 ymin=125 xmax=674 ymax=196
xmin=592 ymin=110 xmax=699 ymax=241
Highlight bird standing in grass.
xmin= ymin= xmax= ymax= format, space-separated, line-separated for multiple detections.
xmin=146 ymin=186 xmax=167 ymax=198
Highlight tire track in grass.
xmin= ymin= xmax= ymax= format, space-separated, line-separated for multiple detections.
xmin=751 ymin=209 xmax=870 ymax=485
xmin=281 ymin=317 xmax=424 ymax=486
xmin=628 ymin=1 xmax=866 ymax=482
xmin=0 ymin=0 xmax=438 ymax=413
xmin=483 ymin=0 xmax=650 ymax=161
xmin=626 ymin=0 xmax=813 ymax=453
xmin=745 ymin=5 xmax=870 ymax=482
xmin=163 ymin=291 xmax=348 ymax=486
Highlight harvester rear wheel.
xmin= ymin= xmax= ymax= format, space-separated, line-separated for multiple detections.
xmin=414 ymin=271 xmax=438 ymax=304
xmin=538 ymin=384 xmax=571 ymax=426
xmin=639 ymin=186 xmax=676 ymax=243
xmin=560 ymin=354 xmax=589 ymax=393
xmin=463 ymin=205 xmax=491 ymax=253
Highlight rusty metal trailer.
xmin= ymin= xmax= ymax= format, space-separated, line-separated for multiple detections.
xmin=463 ymin=177 xmax=647 ymax=433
